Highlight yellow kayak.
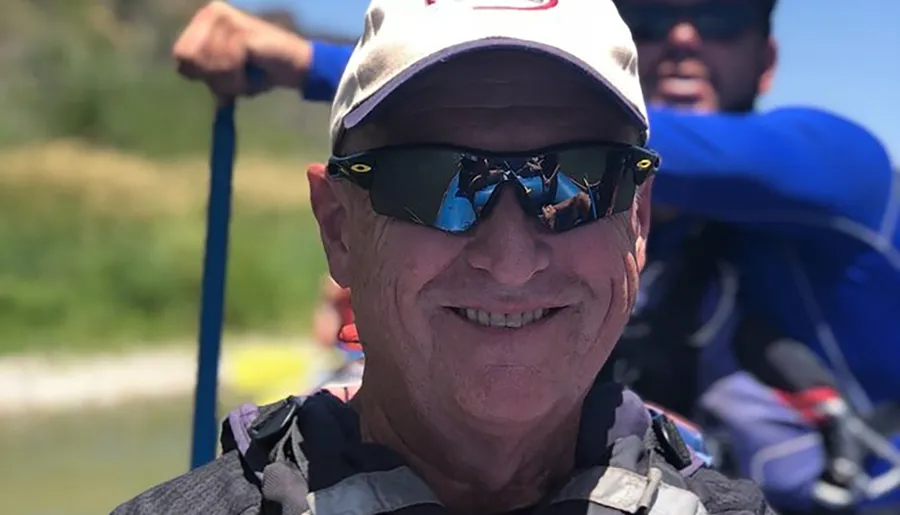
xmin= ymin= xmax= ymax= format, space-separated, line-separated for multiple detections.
xmin=225 ymin=341 xmax=340 ymax=405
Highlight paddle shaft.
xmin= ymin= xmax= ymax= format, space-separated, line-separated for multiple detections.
xmin=190 ymin=101 xmax=236 ymax=469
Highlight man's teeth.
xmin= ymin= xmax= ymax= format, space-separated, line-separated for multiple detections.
xmin=462 ymin=308 xmax=546 ymax=328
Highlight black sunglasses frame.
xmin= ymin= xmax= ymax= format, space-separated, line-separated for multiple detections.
xmin=326 ymin=141 xmax=660 ymax=234
xmin=328 ymin=141 xmax=660 ymax=189
xmin=618 ymin=1 xmax=768 ymax=42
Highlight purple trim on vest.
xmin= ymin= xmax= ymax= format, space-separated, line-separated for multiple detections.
xmin=681 ymin=446 xmax=707 ymax=476
xmin=227 ymin=403 xmax=261 ymax=455
xmin=611 ymin=389 xmax=652 ymax=441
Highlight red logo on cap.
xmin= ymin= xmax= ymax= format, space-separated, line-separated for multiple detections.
xmin=425 ymin=0 xmax=558 ymax=10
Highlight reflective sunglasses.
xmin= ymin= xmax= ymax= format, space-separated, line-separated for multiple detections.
xmin=618 ymin=1 xmax=767 ymax=42
xmin=327 ymin=142 xmax=659 ymax=234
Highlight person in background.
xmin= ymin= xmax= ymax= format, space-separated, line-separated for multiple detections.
xmin=309 ymin=274 xmax=364 ymax=386
xmin=186 ymin=1 xmax=898 ymax=512
xmin=613 ymin=1 xmax=898 ymax=513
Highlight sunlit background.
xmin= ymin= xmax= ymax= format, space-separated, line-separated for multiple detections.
xmin=0 ymin=1 xmax=895 ymax=513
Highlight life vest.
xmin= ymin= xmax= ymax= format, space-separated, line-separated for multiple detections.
xmin=317 ymin=379 xmax=714 ymax=468
xmin=220 ymin=383 xmax=718 ymax=515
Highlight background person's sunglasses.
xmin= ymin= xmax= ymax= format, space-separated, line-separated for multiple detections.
xmin=327 ymin=142 xmax=659 ymax=234
xmin=618 ymin=1 xmax=766 ymax=42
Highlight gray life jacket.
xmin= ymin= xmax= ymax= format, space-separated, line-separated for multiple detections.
xmin=219 ymin=381 xmax=719 ymax=515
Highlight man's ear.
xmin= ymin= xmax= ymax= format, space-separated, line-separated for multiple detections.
xmin=308 ymin=163 xmax=352 ymax=287
xmin=633 ymin=177 xmax=654 ymax=272
xmin=757 ymin=36 xmax=778 ymax=95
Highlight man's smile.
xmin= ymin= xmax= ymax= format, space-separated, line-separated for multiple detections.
xmin=447 ymin=306 xmax=567 ymax=329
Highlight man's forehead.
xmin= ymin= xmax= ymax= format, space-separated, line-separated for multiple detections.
xmin=338 ymin=49 xmax=641 ymax=153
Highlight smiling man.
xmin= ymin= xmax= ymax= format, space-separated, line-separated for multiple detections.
xmin=112 ymin=1 xmax=775 ymax=514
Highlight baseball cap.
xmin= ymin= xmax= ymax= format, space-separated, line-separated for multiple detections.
xmin=329 ymin=0 xmax=649 ymax=152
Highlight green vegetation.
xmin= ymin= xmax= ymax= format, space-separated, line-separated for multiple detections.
xmin=0 ymin=0 xmax=332 ymax=157
xmin=0 ymin=2 xmax=335 ymax=354
xmin=0 ymin=143 xmax=328 ymax=354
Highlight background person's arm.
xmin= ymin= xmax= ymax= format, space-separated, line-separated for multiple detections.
xmin=648 ymin=107 xmax=895 ymax=232
xmin=248 ymin=8 xmax=352 ymax=101
xmin=302 ymin=41 xmax=353 ymax=102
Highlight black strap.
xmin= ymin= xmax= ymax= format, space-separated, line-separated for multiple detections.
xmin=248 ymin=397 xmax=301 ymax=444
xmin=646 ymin=412 xmax=694 ymax=471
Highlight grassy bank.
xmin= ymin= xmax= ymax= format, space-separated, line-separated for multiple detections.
xmin=0 ymin=1 xmax=340 ymax=355
xmin=0 ymin=142 xmax=328 ymax=355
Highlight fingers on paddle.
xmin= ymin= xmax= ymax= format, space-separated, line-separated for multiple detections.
xmin=173 ymin=2 xmax=251 ymax=98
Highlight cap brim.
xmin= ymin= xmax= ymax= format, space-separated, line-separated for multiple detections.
xmin=341 ymin=37 xmax=647 ymax=139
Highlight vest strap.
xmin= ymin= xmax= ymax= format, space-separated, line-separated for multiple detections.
xmin=553 ymin=465 xmax=708 ymax=515
xmin=307 ymin=466 xmax=443 ymax=515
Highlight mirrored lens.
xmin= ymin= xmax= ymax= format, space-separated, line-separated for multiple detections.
xmin=328 ymin=143 xmax=657 ymax=234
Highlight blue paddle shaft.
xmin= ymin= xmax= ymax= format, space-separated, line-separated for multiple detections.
xmin=190 ymin=102 xmax=236 ymax=469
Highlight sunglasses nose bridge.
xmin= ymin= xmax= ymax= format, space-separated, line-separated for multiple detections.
xmin=474 ymin=174 xmax=545 ymax=220
xmin=479 ymin=181 xmax=543 ymax=230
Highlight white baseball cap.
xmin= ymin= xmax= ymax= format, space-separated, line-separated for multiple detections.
xmin=329 ymin=0 xmax=648 ymax=152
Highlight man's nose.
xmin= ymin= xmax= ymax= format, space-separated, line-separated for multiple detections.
xmin=464 ymin=187 xmax=551 ymax=286
xmin=668 ymin=21 xmax=702 ymax=50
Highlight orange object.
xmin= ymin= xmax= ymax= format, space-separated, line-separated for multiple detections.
xmin=774 ymin=386 xmax=841 ymax=424
xmin=332 ymin=286 xmax=362 ymax=352
xmin=334 ymin=287 xmax=354 ymax=329
xmin=338 ymin=322 xmax=361 ymax=347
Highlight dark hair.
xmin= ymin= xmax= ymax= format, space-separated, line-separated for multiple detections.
xmin=614 ymin=0 xmax=778 ymax=36
xmin=759 ymin=0 xmax=777 ymax=36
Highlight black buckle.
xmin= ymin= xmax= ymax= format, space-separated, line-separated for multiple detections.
xmin=248 ymin=396 xmax=301 ymax=444
xmin=651 ymin=413 xmax=693 ymax=470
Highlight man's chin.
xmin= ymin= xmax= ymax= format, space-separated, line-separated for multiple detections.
xmin=450 ymin=368 xmax=564 ymax=429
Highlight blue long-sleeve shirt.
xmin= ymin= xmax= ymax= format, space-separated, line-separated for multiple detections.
xmin=301 ymin=42 xmax=900 ymax=407
xmin=649 ymin=108 xmax=899 ymax=408
xmin=302 ymin=41 xmax=353 ymax=102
